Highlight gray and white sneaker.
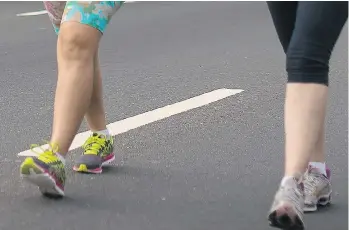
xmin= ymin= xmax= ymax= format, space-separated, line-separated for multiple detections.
xmin=303 ymin=166 xmax=332 ymax=212
xmin=268 ymin=176 xmax=305 ymax=230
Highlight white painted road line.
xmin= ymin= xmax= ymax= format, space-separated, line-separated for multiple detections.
xmin=16 ymin=1 xmax=136 ymax=17
xmin=18 ymin=88 xmax=244 ymax=157
xmin=16 ymin=10 xmax=47 ymax=17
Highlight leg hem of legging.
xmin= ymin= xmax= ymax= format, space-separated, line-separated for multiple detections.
xmin=287 ymin=73 xmax=329 ymax=86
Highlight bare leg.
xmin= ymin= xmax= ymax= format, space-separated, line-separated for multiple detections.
xmin=72 ymin=51 xmax=116 ymax=174
xmin=310 ymin=126 xmax=325 ymax=163
xmin=284 ymin=84 xmax=328 ymax=176
xmin=50 ymin=22 xmax=101 ymax=155
xmin=20 ymin=1 xmax=122 ymax=197
xmin=85 ymin=53 xmax=108 ymax=132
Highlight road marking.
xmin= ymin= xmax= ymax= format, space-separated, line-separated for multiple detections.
xmin=18 ymin=88 xmax=244 ymax=156
xmin=16 ymin=1 xmax=136 ymax=17
xmin=16 ymin=10 xmax=47 ymax=17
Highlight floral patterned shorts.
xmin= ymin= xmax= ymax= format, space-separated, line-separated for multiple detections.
xmin=43 ymin=1 xmax=123 ymax=34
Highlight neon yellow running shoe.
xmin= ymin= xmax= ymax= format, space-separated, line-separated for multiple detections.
xmin=20 ymin=144 xmax=65 ymax=198
xmin=73 ymin=133 xmax=114 ymax=174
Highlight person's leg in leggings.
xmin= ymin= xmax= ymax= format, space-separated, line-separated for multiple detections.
xmin=268 ymin=1 xmax=327 ymax=173
xmin=268 ymin=1 xmax=334 ymax=213
xmin=267 ymin=1 xmax=298 ymax=53
xmin=267 ymin=2 xmax=348 ymax=229
xmin=20 ymin=1 xmax=122 ymax=197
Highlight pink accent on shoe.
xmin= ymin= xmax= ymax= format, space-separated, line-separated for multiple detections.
xmin=325 ymin=167 xmax=331 ymax=179
xmin=34 ymin=163 xmax=64 ymax=191
xmin=102 ymin=153 xmax=115 ymax=162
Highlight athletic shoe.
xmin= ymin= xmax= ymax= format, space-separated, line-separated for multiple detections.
xmin=20 ymin=144 xmax=65 ymax=198
xmin=268 ymin=176 xmax=305 ymax=230
xmin=73 ymin=133 xmax=114 ymax=173
xmin=303 ymin=166 xmax=332 ymax=212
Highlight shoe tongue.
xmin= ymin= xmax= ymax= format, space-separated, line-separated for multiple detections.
xmin=308 ymin=166 xmax=322 ymax=175
xmin=281 ymin=176 xmax=296 ymax=187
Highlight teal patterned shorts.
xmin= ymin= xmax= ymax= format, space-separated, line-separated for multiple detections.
xmin=43 ymin=1 xmax=123 ymax=35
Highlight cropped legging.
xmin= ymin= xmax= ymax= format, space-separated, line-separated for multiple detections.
xmin=267 ymin=1 xmax=348 ymax=86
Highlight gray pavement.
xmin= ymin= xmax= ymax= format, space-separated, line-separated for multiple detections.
xmin=0 ymin=2 xmax=347 ymax=230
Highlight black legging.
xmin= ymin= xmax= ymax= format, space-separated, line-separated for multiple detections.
xmin=267 ymin=1 xmax=348 ymax=86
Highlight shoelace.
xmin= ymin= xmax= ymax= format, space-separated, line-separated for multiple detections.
xmin=30 ymin=141 xmax=60 ymax=163
xmin=83 ymin=136 xmax=107 ymax=155
xmin=283 ymin=186 xmax=302 ymax=202
xmin=29 ymin=142 xmax=65 ymax=183
xmin=304 ymin=172 xmax=324 ymax=194
xmin=279 ymin=179 xmax=304 ymax=217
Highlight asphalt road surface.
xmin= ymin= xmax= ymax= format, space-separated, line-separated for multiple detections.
xmin=0 ymin=2 xmax=347 ymax=230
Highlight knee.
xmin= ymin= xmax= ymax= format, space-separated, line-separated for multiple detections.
xmin=58 ymin=26 xmax=98 ymax=61
xmin=286 ymin=46 xmax=330 ymax=85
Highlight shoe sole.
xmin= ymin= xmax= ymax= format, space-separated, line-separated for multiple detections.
xmin=73 ymin=154 xmax=115 ymax=174
xmin=304 ymin=192 xmax=332 ymax=212
xmin=21 ymin=168 xmax=65 ymax=198
xmin=268 ymin=204 xmax=304 ymax=230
